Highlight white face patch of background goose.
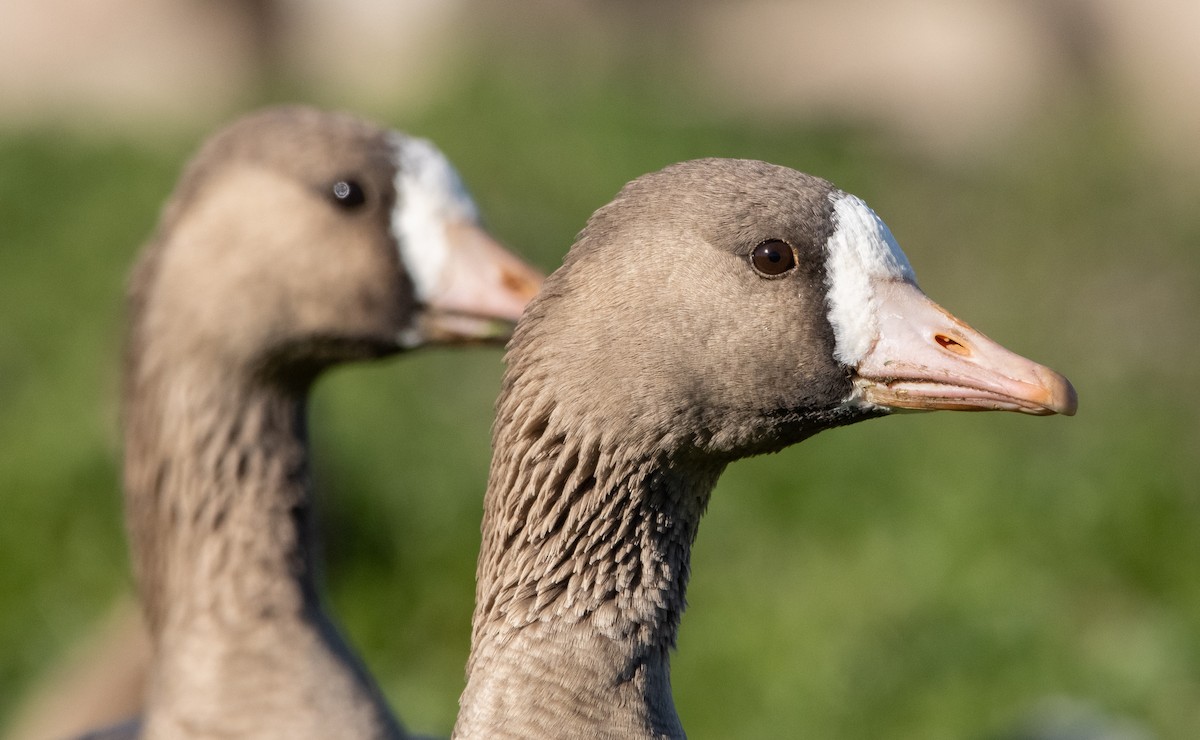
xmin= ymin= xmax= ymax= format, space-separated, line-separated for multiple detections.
xmin=823 ymin=192 xmax=917 ymax=366
xmin=388 ymin=133 xmax=482 ymax=303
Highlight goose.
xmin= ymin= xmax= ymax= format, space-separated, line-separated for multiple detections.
xmin=453 ymin=158 xmax=1076 ymax=738
xmin=109 ymin=105 xmax=542 ymax=739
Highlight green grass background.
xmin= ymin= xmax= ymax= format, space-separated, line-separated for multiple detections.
xmin=2 ymin=60 xmax=1198 ymax=738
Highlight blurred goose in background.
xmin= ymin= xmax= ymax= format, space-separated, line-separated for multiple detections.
xmin=87 ymin=105 xmax=541 ymax=739
xmin=454 ymin=158 xmax=1076 ymax=738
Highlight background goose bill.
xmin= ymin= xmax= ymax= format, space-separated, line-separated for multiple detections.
xmin=405 ymin=221 xmax=543 ymax=346
xmin=850 ymin=279 xmax=1078 ymax=416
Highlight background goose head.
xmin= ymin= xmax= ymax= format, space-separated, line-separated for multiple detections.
xmin=510 ymin=157 xmax=1074 ymax=464
xmin=128 ymin=105 xmax=542 ymax=391
xmin=115 ymin=107 xmax=542 ymax=739
xmin=122 ymin=104 xmax=546 ymax=646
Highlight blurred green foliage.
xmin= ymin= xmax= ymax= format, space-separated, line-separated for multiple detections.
xmin=1 ymin=65 xmax=1198 ymax=739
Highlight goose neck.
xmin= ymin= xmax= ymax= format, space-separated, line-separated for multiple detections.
xmin=457 ymin=414 xmax=723 ymax=738
xmin=122 ymin=363 xmax=317 ymax=645
xmin=122 ymin=359 xmax=405 ymax=738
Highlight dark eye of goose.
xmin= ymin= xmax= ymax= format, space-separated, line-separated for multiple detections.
xmin=750 ymin=239 xmax=796 ymax=276
xmin=330 ymin=179 xmax=366 ymax=208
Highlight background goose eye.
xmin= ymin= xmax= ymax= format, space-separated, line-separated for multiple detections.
xmin=331 ymin=179 xmax=366 ymax=208
xmin=750 ymin=239 xmax=796 ymax=276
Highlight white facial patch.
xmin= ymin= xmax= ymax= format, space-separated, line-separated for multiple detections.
xmin=824 ymin=192 xmax=917 ymax=366
xmin=389 ymin=133 xmax=481 ymax=301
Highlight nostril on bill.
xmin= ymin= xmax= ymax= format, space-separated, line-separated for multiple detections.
xmin=934 ymin=333 xmax=970 ymax=356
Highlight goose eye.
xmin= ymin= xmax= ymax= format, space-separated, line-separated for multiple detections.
xmin=331 ymin=179 xmax=366 ymax=208
xmin=750 ymin=239 xmax=796 ymax=276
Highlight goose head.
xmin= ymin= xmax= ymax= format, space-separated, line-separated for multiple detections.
xmin=511 ymin=158 xmax=1075 ymax=462
xmin=462 ymin=158 xmax=1076 ymax=739
xmin=130 ymin=106 xmax=542 ymax=387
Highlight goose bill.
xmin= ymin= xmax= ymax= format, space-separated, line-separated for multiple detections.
xmin=415 ymin=222 xmax=543 ymax=345
xmin=851 ymin=280 xmax=1077 ymax=416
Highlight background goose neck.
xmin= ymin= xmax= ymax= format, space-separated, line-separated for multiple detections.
xmin=122 ymin=365 xmax=316 ymax=643
xmin=123 ymin=363 xmax=404 ymax=738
